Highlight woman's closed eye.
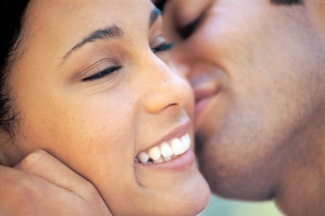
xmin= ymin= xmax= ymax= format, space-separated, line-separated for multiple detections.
xmin=81 ymin=37 xmax=174 ymax=82
xmin=82 ymin=65 xmax=121 ymax=82
xmin=81 ymin=59 xmax=121 ymax=82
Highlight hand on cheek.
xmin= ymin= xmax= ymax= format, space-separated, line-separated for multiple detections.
xmin=0 ymin=150 xmax=112 ymax=216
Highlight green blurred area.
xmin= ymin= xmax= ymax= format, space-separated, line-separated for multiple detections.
xmin=200 ymin=195 xmax=282 ymax=216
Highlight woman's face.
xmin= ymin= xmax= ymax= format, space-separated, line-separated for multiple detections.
xmin=7 ymin=0 xmax=210 ymax=215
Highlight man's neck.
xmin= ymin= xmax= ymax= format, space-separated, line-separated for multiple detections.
xmin=275 ymin=114 xmax=325 ymax=215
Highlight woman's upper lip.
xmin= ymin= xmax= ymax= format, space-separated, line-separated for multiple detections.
xmin=138 ymin=120 xmax=191 ymax=154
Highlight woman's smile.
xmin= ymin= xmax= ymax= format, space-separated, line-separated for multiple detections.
xmin=136 ymin=133 xmax=191 ymax=164
xmin=135 ymin=120 xmax=191 ymax=164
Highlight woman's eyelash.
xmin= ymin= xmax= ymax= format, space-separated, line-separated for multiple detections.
xmin=151 ymin=42 xmax=175 ymax=53
xmin=82 ymin=66 xmax=121 ymax=82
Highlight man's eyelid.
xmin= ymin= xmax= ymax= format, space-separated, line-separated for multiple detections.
xmin=175 ymin=1 xmax=212 ymax=34
xmin=177 ymin=10 xmax=207 ymax=39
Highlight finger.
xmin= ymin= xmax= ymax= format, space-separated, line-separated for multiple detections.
xmin=15 ymin=149 xmax=110 ymax=214
xmin=0 ymin=165 xmax=103 ymax=215
xmin=15 ymin=149 xmax=93 ymax=197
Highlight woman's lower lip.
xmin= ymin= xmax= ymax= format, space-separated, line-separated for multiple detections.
xmin=134 ymin=149 xmax=195 ymax=171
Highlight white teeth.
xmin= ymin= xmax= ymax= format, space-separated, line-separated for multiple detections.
xmin=138 ymin=152 xmax=150 ymax=164
xmin=148 ymin=146 xmax=161 ymax=161
xmin=171 ymin=138 xmax=185 ymax=156
xmin=136 ymin=133 xmax=191 ymax=164
xmin=153 ymin=157 xmax=163 ymax=164
xmin=160 ymin=142 xmax=173 ymax=158
xmin=163 ymin=156 xmax=172 ymax=162
xmin=181 ymin=134 xmax=191 ymax=150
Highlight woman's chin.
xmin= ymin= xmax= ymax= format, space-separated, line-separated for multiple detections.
xmin=141 ymin=170 xmax=211 ymax=216
xmin=102 ymin=168 xmax=210 ymax=216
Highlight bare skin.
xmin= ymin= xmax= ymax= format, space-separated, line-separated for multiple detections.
xmin=160 ymin=0 xmax=325 ymax=215
xmin=306 ymin=0 xmax=325 ymax=39
xmin=0 ymin=0 xmax=209 ymax=215
xmin=0 ymin=150 xmax=111 ymax=215
xmin=1 ymin=0 xmax=325 ymax=215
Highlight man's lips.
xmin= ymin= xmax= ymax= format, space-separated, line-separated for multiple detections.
xmin=194 ymin=87 xmax=220 ymax=124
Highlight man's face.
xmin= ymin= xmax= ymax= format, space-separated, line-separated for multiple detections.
xmin=161 ymin=0 xmax=325 ymax=201
xmin=306 ymin=0 xmax=325 ymax=39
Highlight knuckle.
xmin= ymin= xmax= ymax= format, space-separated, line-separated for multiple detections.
xmin=18 ymin=149 xmax=47 ymax=170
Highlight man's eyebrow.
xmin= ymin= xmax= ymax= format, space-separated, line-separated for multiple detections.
xmin=61 ymin=25 xmax=123 ymax=64
xmin=149 ymin=7 xmax=161 ymax=28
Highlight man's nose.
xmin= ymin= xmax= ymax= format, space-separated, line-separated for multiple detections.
xmin=170 ymin=42 xmax=214 ymax=84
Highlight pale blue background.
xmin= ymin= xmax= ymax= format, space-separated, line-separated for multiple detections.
xmin=200 ymin=195 xmax=282 ymax=216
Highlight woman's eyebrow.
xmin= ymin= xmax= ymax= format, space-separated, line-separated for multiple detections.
xmin=59 ymin=8 xmax=159 ymax=67
xmin=60 ymin=25 xmax=123 ymax=65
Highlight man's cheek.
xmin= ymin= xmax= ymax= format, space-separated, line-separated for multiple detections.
xmin=306 ymin=2 xmax=325 ymax=39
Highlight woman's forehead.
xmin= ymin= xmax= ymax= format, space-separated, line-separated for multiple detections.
xmin=13 ymin=0 xmax=157 ymax=75
xmin=23 ymin=1 xmax=155 ymax=47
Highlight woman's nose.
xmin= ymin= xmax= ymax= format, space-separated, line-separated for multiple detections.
xmin=144 ymin=60 xmax=192 ymax=115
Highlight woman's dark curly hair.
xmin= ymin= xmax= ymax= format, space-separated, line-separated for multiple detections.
xmin=0 ymin=0 xmax=29 ymax=135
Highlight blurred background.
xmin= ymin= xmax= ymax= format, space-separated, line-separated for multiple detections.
xmin=200 ymin=194 xmax=282 ymax=216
